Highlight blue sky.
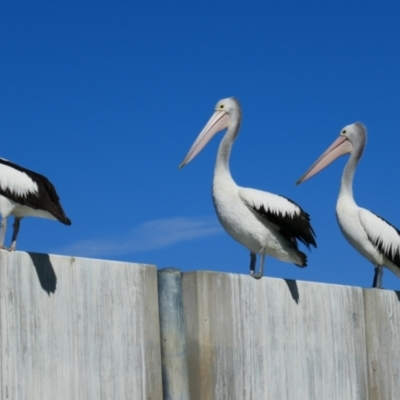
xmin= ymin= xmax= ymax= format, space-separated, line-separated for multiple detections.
xmin=1 ymin=1 xmax=400 ymax=289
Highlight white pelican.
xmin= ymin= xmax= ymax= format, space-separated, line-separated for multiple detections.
xmin=179 ymin=97 xmax=316 ymax=279
xmin=297 ymin=122 xmax=400 ymax=288
xmin=0 ymin=158 xmax=71 ymax=251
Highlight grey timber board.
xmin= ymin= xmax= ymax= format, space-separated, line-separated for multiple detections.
xmin=182 ymin=271 xmax=369 ymax=400
xmin=0 ymin=251 xmax=162 ymax=400
xmin=364 ymin=288 xmax=400 ymax=400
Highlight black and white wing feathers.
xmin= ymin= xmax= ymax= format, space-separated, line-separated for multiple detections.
xmin=0 ymin=159 xmax=71 ymax=225
xmin=360 ymin=209 xmax=400 ymax=268
xmin=238 ymin=187 xmax=316 ymax=250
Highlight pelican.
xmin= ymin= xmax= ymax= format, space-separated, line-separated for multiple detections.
xmin=297 ymin=122 xmax=400 ymax=288
xmin=0 ymin=158 xmax=71 ymax=251
xmin=179 ymin=97 xmax=316 ymax=279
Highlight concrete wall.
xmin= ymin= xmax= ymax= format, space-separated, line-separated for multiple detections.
xmin=0 ymin=253 xmax=399 ymax=400
xmin=0 ymin=251 xmax=162 ymax=400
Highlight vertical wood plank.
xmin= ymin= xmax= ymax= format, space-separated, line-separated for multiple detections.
xmin=364 ymin=289 xmax=400 ymax=400
xmin=0 ymin=251 xmax=162 ymax=400
xmin=182 ymin=271 xmax=369 ymax=400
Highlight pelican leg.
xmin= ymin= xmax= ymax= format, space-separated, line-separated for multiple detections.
xmin=372 ymin=265 xmax=383 ymax=289
xmin=0 ymin=218 xmax=7 ymax=249
xmin=10 ymin=217 xmax=21 ymax=251
xmin=249 ymin=252 xmax=257 ymax=275
xmin=250 ymin=253 xmax=265 ymax=279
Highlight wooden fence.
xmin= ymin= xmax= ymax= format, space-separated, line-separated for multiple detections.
xmin=0 ymin=252 xmax=399 ymax=399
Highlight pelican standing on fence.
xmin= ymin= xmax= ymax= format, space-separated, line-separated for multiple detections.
xmin=179 ymin=97 xmax=316 ymax=279
xmin=297 ymin=123 xmax=400 ymax=288
xmin=0 ymin=158 xmax=71 ymax=251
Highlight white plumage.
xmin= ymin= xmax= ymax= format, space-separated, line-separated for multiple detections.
xmin=298 ymin=122 xmax=400 ymax=288
xmin=180 ymin=97 xmax=316 ymax=279
xmin=239 ymin=188 xmax=299 ymax=218
xmin=0 ymin=160 xmax=39 ymax=196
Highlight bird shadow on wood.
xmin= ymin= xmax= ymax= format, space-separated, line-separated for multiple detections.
xmin=28 ymin=252 xmax=57 ymax=296
xmin=283 ymin=279 xmax=299 ymax=304
xmin=394 ymin=291 xmax=400 ymax=302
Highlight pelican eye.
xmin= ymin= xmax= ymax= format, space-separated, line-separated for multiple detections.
xmin=342 ymin=130 xmax=347 ymax=134
xmin=220 ymin=105 xmax=224 ymax=109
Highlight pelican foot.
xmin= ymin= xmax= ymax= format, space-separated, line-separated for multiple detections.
xmin=250 ymin=270 xmax=263 ymax=279
xmin=0 ymin=246 xmax=12 ymax=252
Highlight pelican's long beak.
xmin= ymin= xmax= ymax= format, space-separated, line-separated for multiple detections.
xmin=179 ymin=110 xmax=231 ymax=168
xmin=296 ymin=135 xmax=353 ymax=184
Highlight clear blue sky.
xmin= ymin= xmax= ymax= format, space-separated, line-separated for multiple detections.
xmin=2 ymin=1 xmax=400 ymax=289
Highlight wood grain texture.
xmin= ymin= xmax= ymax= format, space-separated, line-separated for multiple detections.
xmin=2 ymin=253 xmax=399 ymax=400
xmin=364 ymin=289 xmax=400 ymax=400
xmin=0 ymin=251 xmax=162 ymax=400
xmin=182 ymin=271 xmax=369 ymax=400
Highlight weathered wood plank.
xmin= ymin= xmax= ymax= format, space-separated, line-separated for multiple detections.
xmin=182 ymin=271 xmax=368 ymax=400
xmin=0 ymin=251 xmax=162 ymax=400
xmin=158 ymin=268 xmax=190 ymax=400
xmin=4 ymin=253 xmax=400 ymax=400
xmin=364 ymin=289 xmax=400 ymax=400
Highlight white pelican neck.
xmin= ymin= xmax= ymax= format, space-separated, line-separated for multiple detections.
xmin=214 ymin=105 xmax=242 ymax=177
xmin=340 ymin=130 xmax=366 ymax=199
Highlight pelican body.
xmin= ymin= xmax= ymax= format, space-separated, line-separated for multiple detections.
xmin=297 ymin=123 xmax=400 ymax=288
xmin=0 ymin=158 xmax=71 ymax=250
xmin=180 ymin=97 xmax=316 ymax=279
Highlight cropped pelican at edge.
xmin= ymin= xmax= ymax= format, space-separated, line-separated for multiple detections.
xmin=0 ymin=158 xmax=71 ymax=251
xmin=297 ymin=122 xmax=400 ymax=288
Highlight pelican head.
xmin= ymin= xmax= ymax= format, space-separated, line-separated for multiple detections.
xmin=179 ymin=97 xmax=240 ymax=168
xmin=339 ymin=122 xmax=367 ymax=145
xmin=296 ymin=122 xmax=366 ymax=184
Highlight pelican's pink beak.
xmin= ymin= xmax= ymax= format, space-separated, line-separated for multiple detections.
xmin=179 ymin=110 xmax=231 ymax=168
xmin=296 ymin=135 xmax=353 ymax=184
